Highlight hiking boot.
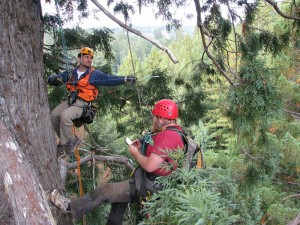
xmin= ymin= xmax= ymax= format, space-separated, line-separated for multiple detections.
xmin=49 ymin=189 xmax=71 ymax=213
xmin=57 ymin=144 xmax=67 ymax=155
xmin=65 ymin=136 xmax=81 ymax=155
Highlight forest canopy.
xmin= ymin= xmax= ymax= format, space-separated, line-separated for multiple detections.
xmin=42 ymin=0 xmax=300 ymax=224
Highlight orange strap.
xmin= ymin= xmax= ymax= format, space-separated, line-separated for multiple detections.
xmin=196 ymin=149 xmax=204 ymax=169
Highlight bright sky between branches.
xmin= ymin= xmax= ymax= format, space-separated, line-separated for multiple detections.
xmin=41 ymin=1 xmax=196 ymax=28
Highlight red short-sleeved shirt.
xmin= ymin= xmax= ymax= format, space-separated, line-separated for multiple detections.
xmin=146 ymin=125 xmax=184 ymax=176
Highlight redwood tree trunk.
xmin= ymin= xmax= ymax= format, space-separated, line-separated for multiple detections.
xmin=0 ymin=0 xmax=69 ymax=224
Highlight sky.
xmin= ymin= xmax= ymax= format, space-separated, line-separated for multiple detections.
xmin=41 ymin=1 xmax=196 ymax=29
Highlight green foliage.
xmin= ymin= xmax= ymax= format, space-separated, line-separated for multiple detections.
xmin=268 ymin=204 xmax=299 ymax=224
xmin=259 ymin=31 xmax=283 ymax=55
xmin=276 ymin=75 xmax=300 ymax=111
xmin=140 ymin=168 xmax=240 ymax=225
xmin=89 ymin=114 xmax=127 ymax=154
xmin=243 ymin=1 xmax=259 ymax=25
xmin=259 ymin=186 xmax=300 ymax=224
xmin=111 ymin=32 xmax=153 ymax=73
xmin=278 ymin=132 xmax=300 ymax=181
xmin=143 ymin=69 xmax=173 ymax=101
xmin=111 ymin=1 xmax=135 ymax=23
xmin=227 ymin=58 xmax=281 ymax=135
xmin=203 ymin=4 xmax=232 ymax=49
xmin=179 ymin=89 xmax=207 ymax=126
xmin=44 ymin=1 xmax=300 ymax=224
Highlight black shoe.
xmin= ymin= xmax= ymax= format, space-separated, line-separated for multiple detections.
xmin=57 ymin=144 xmax=67 ymax=155
xmin=65 ymin=136 xmax=81 ymax=155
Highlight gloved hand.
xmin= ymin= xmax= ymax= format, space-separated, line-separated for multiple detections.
xmin=47 ymin=76 xmax=64 ymax=86
xmin=125 ymin=76 xmax=136 ymax=84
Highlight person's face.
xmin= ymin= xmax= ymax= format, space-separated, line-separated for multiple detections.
xmin=79 ymin=54 xmax=93 ymax=68
xmin=151 ymin=115 xmax=163 ymax=133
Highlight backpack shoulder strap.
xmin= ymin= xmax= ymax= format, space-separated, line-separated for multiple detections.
xmin=165 ymin=126 xmax=188 ymax=153
xmin=140 ymin=131 xmax=156 ymax=156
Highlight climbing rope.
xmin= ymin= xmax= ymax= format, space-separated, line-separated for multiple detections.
xmin=72 ymin=125 xmax=86 ymax=225
xmin=71 ymin=126 xmax=84 ymax=197
xmin=74 ymin=146 xmax=84 ymax=196
xmin=54 ymin=0 xmax=72 ymax=76
xmin=122 ymin=6 xmax=148 ymax=130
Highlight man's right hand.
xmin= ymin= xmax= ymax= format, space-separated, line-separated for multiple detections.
xmin=132 ymin=139 xmax=141 ymax=150
xmin=47 ymin=76 xmax=64 ymax=86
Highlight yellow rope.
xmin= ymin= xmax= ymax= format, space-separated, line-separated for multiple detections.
xmin=72 ymin=126 xmax=84 ymax=196
xmin=74 ymin=145 xmax=84 ymax=197
xmin=72 ymin=125 xmax=86 ymax=224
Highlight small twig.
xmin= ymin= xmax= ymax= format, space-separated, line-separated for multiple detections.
xmin=241 ymin=145 xmax=260 ymax=160
xmin=284 ymin=109 xmax=300 ymax=121
xmin=283 ymin=194 xmax=300 ymax=201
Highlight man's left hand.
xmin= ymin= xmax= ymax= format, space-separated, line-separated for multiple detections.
xmin=125 ymin=76 xmax=136 ymax=84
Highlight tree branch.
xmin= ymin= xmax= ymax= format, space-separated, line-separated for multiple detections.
xmin=83 ymin=124 xmax=116 ymax=155
xmin=264 ymin=0 xmax=300 ymax=20
xmin=89 ymin=0 xmax=179 ymax=64
xmin=57 ymin=124 xmax=135 ymax=186
xmin=287 ymin=212 xmax=300 ymax=225
xmin=66 ymin=154 xmax=134 ymax=171
xmin=284 ymin=109 xmax=300 ymax=120
xmin=193 ymin=0 xmax=236 ymax=86
xmin=283 ymin=194 xmax=300 ymax=201
xmin=58 ymin=149 xmax=134 ymax=186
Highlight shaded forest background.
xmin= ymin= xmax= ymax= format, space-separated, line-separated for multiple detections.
xmin=43 ymin=0 xmax=299 ymax=224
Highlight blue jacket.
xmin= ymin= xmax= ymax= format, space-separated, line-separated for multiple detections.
xmin=58 ymin=66 xmax=126 ymax=86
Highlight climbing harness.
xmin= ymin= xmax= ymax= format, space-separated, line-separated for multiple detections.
xmin=66 ymin=68 xmax=98 ymax=102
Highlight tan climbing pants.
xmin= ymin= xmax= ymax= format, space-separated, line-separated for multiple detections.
xmin=50 ymin=98 xmax=88 ymax=145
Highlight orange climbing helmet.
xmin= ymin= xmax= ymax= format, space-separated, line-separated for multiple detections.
xmin=78 ymin=47 xmax=94 ymax=57
xmin=152 ymin=99 xmax=178 ymax=119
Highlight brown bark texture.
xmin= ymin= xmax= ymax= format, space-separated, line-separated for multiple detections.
xmin=0 ymin=122 xmax=56 ymax=224
xmin=0 ymin=0 xmax=70 ymax=224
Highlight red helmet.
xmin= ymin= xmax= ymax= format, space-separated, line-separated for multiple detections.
xmin=152 ymin=99 xmax=178 ymax=119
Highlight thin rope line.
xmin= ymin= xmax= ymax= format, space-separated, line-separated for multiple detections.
xmin=122 ymin=5 xmax=146 ymax=130
xmin=54 ymin=0 xmax=71 ymax=76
